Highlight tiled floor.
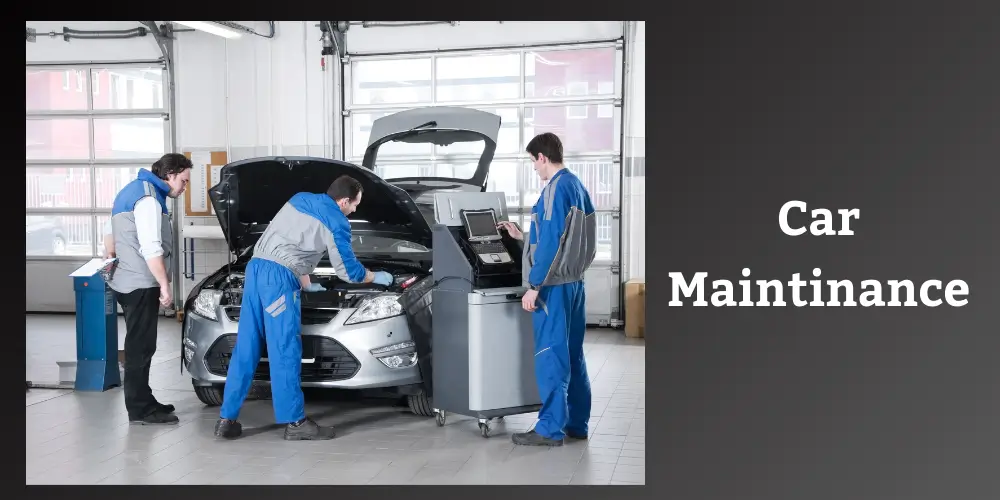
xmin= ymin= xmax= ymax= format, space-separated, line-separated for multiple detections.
xmin=26 ymin=313 xmax=645 ymax=485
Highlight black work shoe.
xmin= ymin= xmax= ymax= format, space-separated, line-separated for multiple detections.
xmin=564 ymin=431 xmax=588 ymax=440
xmin=214 ymin=418 xmax=243 ymax=439
xmin=284 ymin=418 xmax=336 ymax=441
xmin=512 ymin=430 xmax=563 ymax=446
xmin=130 ymin=410 xmax=179 ymax=425
xmin=155 ymin=402 xmax=176 ymax=414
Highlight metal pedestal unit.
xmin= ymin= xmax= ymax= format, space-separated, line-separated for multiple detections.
xmin=427 ymin=192 xmax=541 ymax=438
xmin=431 ymin=287 xmax=541 ymax=437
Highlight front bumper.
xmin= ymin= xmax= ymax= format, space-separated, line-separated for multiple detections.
xmin=183 ymin=303 xmax=422 ymax=390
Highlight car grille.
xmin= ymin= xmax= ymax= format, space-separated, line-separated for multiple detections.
xmin=223 ymin=306 xmax=339 ymax=325
xmin=204 ymin=334 xmax=360 ymax=382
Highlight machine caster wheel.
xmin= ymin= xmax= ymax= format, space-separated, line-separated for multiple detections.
xmin=434 ymin=410 xmax=446 ymax=427
xmin=478 ymin=419 xmax=492 ymax=438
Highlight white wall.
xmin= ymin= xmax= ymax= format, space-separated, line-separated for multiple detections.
xmin=173 ymin=21 xmax=336 ymax=299
xmin=623 ymin=21 xmax=646 ymax=281
xmin=344 ymin=21 xmax=623 ymax=54
xmin=174 ymin=21 xmax=331 ymax=160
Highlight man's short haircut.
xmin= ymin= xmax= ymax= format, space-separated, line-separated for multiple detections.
xmin=327 ymin=175 xmax=364 ymax=202
xmin=525 ymin=132 xmax=564 ymax=164
xmin=151 ymin=153 xmax=193 ymax=179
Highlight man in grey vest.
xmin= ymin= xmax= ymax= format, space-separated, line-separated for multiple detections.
xmin=104 ymin=153 xmax=192 ymax=425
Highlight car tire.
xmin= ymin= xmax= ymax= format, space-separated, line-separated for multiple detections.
xmin=407 ymin=391 xmax=434 ymax=417
xmin=194 ymin=384 xmax=225 ymax=406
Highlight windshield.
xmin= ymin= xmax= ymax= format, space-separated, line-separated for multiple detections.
xmin=359 ymin=110 xmax=492 ymax=182
xmin=371 ymin=136 xmax=486 ymax=182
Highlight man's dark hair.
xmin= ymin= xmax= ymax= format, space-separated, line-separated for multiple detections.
xmin=151 ymin=153 xmax=193 ymax=179
xmin=327 ymin=175 xmax=364 ymax=202
xmin=526 ymin=132 xmax=564 ymax=164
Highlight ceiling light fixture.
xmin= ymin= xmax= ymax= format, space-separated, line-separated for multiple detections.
xmin=171 ymin=21 xmax=243 ymax=39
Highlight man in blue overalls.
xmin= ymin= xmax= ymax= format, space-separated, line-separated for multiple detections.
xmin=214 ymin=175 xmax=393 ymax=440
xmin=498 ymin=132 xmax=598 ymax=446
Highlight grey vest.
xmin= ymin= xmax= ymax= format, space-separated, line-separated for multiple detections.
xmin=107 ymin=180 xmax=175 ymax=294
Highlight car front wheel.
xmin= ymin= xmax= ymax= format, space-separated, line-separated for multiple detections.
xmin=407 ymin=391 xmax=434 ymax=417
xmin=194 ymin=384 xmax=225 ymax=406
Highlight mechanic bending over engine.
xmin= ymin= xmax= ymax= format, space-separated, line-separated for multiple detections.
xmin=497 ymin=132 xmax=598 ymax=446
xmin=214 ymin=175 xmax=394 ymax=441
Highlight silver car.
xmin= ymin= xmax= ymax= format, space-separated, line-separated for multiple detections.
xmin=181 ymin=106 xmax=502 ymax=416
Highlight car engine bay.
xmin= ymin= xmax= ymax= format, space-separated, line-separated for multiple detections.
xmin=213 ymin=265 xmax=425 ymax=311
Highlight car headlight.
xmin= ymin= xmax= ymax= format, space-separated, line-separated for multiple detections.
xmin=370 ymin=341 xmax=418 ymax=369
xmin=192 ymin=290 xmax=222 ymax=321
xmin=345 ymin=293 xmax=403 ymax=325
xmin=378 ymin=352 xmax=418 ymax=369
xmin=183 ymin=337 xmax=197 ymax=364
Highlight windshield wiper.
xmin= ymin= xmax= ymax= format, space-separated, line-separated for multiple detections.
xmin=407 ymin=121 xmax=437 ymax=132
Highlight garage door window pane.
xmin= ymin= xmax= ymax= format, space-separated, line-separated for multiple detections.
xmin=352 ymin=59 xmax=432 ymax=105
xmin=595 ymin=212 xmax=614 ymax=261
xmin=565 ymin=161 xmax=618 ymax=210
xmin=525 ymin=47 xmax=617 ymax=99
xmin=520 ymin=161 xmax=544 ymax=209
xmin=93 ymin=117 xmax=165 ymax=159
xmin=95 ymin=167 xmax=143 ymax=208
xmin=26 ymin=167 xmax=93 ymax=209
xmin=96 ymin=214 xmax=110 ymax=256
xmin=26 ymin=119 xmax=91 ymax=160
xmin=519 ymin=160 xmax=618 ymax=210
xmin=436 ymin=54 xmax=520 ymax=102
xmin=524 ymin=104 xmax=619 ymax=154
xmin=351 ymin=112 xmax=432 ymax=158
xmin=374 ymin=164 xmax=423 ymax=180
xmin=92 ymin=67 xmax=164 ymax=110
xmin=26 ymin=70 xmax=89 ymax=111
xmin=429 ymin=162 xmax=478 ymax=180
xmin=25 ymin=215 xmax=93 ymax=257
xmin=481 ymin=161 xmax=520 ymax=208
xmin=435 ymin=137 xmax=487 ymax=159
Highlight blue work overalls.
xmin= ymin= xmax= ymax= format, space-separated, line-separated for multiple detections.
xmin=524 ymin=168 xmax=598 ymax=440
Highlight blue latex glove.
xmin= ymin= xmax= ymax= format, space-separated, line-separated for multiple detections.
xmin=303 ymin=282 xmax=326 ymax=292
xmin=372 ymin=271 xmax=393 ymax=286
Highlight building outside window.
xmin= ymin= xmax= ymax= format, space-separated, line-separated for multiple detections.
xmin=25 ymin=64 xmax=169 ymax=259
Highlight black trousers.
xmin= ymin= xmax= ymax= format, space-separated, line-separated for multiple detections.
xmin=117 ymin=286 xmax=161 ymax=420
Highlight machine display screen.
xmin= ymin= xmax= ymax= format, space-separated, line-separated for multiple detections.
xmin=464 ymin=211 xmax=500 ymax=239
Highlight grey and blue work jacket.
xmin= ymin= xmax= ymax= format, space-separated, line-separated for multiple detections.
xmin=252 ymin=192 xmax=369 ymax=282
xmin=522 ymin=168 xmax=598 ymax=288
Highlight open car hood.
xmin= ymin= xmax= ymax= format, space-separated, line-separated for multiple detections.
xmin=361 ymin=106 xmax=502 ymax=192
xmin=208 ymin=156 xmax=432 ymax=255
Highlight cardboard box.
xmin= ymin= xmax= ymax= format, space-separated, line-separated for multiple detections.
xmin=624 ymin=279 xmax=645 ymax=338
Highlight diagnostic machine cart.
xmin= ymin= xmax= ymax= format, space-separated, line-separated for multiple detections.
xmin=429 ymin=191 xmax=541 ymax=438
